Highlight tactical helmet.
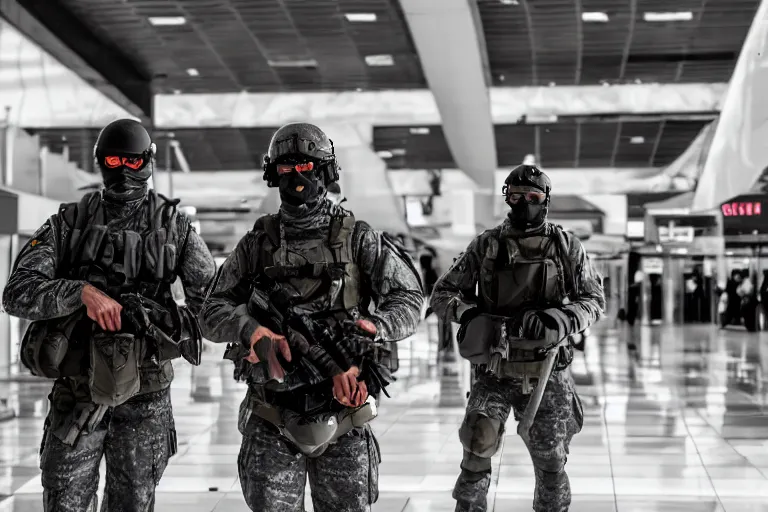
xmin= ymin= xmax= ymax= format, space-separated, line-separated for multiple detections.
xmin=263 ymin=123 xmax=340 ymax=187
xmin=502 ymin=164 xmax=551 ymax=198
xmin=93 ymin=119 xmax=156 ymax=163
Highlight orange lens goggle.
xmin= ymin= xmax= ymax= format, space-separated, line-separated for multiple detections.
xmin=277 ymin=162 xmax=314 ymax=175
xmin=104 ymin=155 xmax=145 ymax=170
xmin=507 ymin=191 xmax=547 ymax=204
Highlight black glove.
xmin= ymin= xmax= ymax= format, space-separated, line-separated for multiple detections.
xmin=522 ymin=310 xmax=561 ymax=340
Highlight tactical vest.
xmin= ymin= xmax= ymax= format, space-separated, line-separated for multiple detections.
xmin=20 ymin=190 xmax=185 ymax=404
xmin=63 ymin=190 xmax=181 ymax=297
xmin=254 ymin=212 xmax=400 ymax=376
xmin=479 ymin=225 xmax=575 ymax=316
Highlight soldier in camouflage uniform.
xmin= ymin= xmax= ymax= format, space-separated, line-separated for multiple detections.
xmin=430 ymin=165 xmax=604 ymax=512
xmin=2 ymin=119 xmax=216 ymax=511
xmin=200 ymin=122 xmax=423 ymax=512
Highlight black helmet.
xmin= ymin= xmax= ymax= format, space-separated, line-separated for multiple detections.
xmin=502 ymin=164 xmax=551 ymax=197
xmin=263 ymin=123 xmax=340 ymax=187
xmin=93 ymin=119 xmax=155 ymax=162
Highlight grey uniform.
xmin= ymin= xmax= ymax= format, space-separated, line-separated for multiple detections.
xmin=201 ymin=199 xmax=423 ymax=512
xmin=430 ymin=219 xmax=604 ymax=512
xmin=2 ymin=191 xmax=216 ymax=512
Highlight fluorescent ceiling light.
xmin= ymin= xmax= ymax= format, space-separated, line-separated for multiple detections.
xmin=390 ymin=148 xmax=406 ymax=156
xmin=365 ymin=54 xmax=394 ymax=67
xmin=376 ymin=150 xmax=393 ymax=159
xmin=148 ymin=16 xmax=187 ymax=26
xmin=345 ymin=13 xmax=377 ymax=22
xmin=409 ymin=127 xmax=430 ymax=135
xmin=267 ymin=59 xmax=318 ymax=68
xmin=186 ymin=68 xmax=199 ymax=77
xmin=644 ymin=11 xmax=693 ymax=22
xmin=500 ymin=0 xmax=519 ymax=4
xmin=630 ymin=136 xmax=645 ymax=144
xmin=582 ymin=12 xmax=609 ymax=22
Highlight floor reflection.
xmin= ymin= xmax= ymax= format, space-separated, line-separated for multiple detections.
xmin=0 ymin=322 xmax=766 ymax=511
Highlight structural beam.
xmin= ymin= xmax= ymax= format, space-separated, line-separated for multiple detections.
xmin=398 ymin=0 xmax=496 ymax=189
xmin=153 ymin=83 xmax=726 ymax=131
xmin=1 ymin=0 xmax=151 ymax=121
xmin=693 ymin=0 xmax=768 ymax=212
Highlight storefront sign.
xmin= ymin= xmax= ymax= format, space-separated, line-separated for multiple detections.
xmin=658 ymin=225 xmax=694 ymax=244
xmin=642 ymin=257 xmax=664 ymax=274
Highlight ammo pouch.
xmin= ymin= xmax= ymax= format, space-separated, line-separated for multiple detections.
xmin=20 ymin=309 xmax=86 ymax=378
xmin=251 ymin=396 xmax=378 ymax=458
xmin=457 ymin=313 xmax=503 ymax=365
xmin=89 ymin=332 xmax=142 ymax=407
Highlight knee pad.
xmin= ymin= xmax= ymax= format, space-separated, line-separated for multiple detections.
xmin=458 ymin=412 xmax=503 ymax=459
xmin=533 ymin=455 xmax=566 ymax=474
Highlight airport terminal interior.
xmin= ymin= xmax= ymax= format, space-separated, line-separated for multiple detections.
xmin=1 ymin=0 xmax=768 ymax=511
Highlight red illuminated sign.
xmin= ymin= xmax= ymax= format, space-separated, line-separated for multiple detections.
xmin=721 ymin=201 xmax=762 ymax=217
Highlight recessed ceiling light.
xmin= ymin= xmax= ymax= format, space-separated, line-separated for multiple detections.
xmin=186 ymin=68 xmax=199 ymax=77
xmin=644 ymin=11 xmax=693 ymax=22
xmin=267 ymin=59 xmax=318 ymax=68
xmin=148 ymin=16 xmax=187 ymax=26
xmin=365 ymin=54 xmax=394 ymax=67
xmin=630 ymin=136 xmax=645 ymax=144
xmin=345 ymin=13 xmax=377 ymax=22
xmin=172 ymin=89 xmax=182 ymax=95
xmin=410 ymin=127 xmax=430 ymax=135
xmin=390 ymin=148 xmax=406 ymax=156
xmin=582 ymin=12 xmax=609 ymax=22
xmin=376 ymin=150 xmax=393 ymax=159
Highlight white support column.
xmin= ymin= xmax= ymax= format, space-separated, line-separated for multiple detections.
xmin=391 ymin=0 xmax=496 ymax=190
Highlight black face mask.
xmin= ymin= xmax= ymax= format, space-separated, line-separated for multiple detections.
xmin=507 ymin=201 xmax=547 ymax=230
xmin=101 ymin=165 xmax=152 ymax=202
xmin=278 ymin=171 xmax=324 ymax=206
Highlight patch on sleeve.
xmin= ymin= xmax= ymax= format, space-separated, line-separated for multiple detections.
xmin=30 ymin=239 xmax=40 ymax=247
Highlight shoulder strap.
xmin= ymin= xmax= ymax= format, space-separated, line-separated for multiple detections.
xmin=254 ymin=214 xmax=280 ymax=248
xmin=551 ymin=225 xmax=577 ymax=299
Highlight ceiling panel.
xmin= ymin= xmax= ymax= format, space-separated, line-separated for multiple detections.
xmin=477 ymin=0 xmax=760 ymax=86
xmin=539 ymin=124 xmax=577 ymax=167
xmin=578 ymin=122 xmax=620 ymax=167
xmin=52 ymin=0 xmax=426 ymax=94
xmin=613 ymin=121 xmax=660 ymax=166
xmin=653 ymin=120 xmax=709 ymax=166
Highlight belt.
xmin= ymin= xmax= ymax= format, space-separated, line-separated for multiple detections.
xmin=252 ymin=397 xmax=378 ymax=458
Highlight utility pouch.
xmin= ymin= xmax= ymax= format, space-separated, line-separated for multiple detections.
xmin=77 ymin=225 xmax=108 ymax=263
xmin=144 ymin=229 xmax=167 ymax=279
xmin=123 ymin=231 xmax=143 ymax=280
xmin=89 ymin=332 xmax=141 ymax=407
xmin=21 ymin=310 xmax=86 ymax=378
xmin=163 ymin=243 xmax=177 ymax=280
xmin=457 ymin=314 xmax=500 ymax=364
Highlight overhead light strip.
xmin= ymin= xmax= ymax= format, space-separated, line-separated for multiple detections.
xmin=148 ymin=16 xmax=187 ymax=26
xmin=267 ymin=59 xmax=318 ymax=68
xmin=365 ymin=54 xmax=394 ymax=67
xmin=345 ymin=13 xmax=377 ymax=22
xmin=644 ymin=11 xmax=693 ymax=22
xmin=582 ymin=12 xmax=609 ymax=22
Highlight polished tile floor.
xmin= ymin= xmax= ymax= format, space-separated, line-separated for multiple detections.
xmin=0 ymin=321 xmax=767 ymax=511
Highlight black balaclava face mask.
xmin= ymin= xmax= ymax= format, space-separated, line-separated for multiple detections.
xmin=278 ymin=165 xmax=325 ymax=208
xmin=508 ymin=199 xmax=548 ymax=230
xmin=101 ymin=163 xmax=152 ymax=202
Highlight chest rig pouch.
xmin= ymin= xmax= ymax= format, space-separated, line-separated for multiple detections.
xmin=56 ymin=191 xmax=183 ymax=406
xmin=478 ymin=226 xmax=575 ymax=386
xmin=259 ymin=212 xmax=361 ymax=312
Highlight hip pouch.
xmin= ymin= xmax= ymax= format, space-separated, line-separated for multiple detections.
xmin=89 ymin=332 xmax=142 ymax=407
xmin=21 ymin=310 xmax=85 ymax=378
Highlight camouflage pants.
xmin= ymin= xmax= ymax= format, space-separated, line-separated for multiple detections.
xmin=40 ymin=388 xmax=177 ymax=512
xmin=238 ymin=415 xmax=381 ymax=512
xmin=454 ymin=368 xmax=584 ymax=512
